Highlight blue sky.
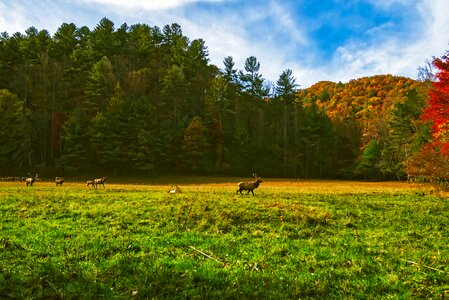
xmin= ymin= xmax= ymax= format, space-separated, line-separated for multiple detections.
xmin=1 ymin=0 xmax=448 ymax=87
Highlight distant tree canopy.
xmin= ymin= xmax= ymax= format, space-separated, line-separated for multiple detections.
xmin=0 ymin=18 xmax=429 ymax=179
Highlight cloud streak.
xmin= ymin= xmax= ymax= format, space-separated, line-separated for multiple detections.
xmin=78 ymin=0 xmax=230 ymax=11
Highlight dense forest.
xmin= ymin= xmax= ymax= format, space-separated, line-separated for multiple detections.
xmin=0 ymin=18 xmax=437 ymax=180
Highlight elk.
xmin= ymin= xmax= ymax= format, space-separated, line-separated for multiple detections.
xmin=55 ymin=177 xmax=65 ymax=186
xmin=236 ymin=174 xmax=263 ymax=196
xmin=25 ymin=174 xmax=38 ymax=187
xmin=87 ymin=180 xmax=95 ymax=187
xmin=94 ymin=177 xmax=106 ymax=188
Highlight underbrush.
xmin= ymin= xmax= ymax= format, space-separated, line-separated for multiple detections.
xmin=1 ymin=183 xmax=448 ymax=299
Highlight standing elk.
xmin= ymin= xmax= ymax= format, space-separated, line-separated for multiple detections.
xmin=55 ymin=177 xmax=65 ymax=186
xmin=25 ymin=174 xmax=39 ymax=187
xmin=94 ymin=177 xmax=106 ymax=188
xmin=87 ymin=180 xmax=95 ymax=187
xmin=236 ymin=174 xmax=263 ymax=196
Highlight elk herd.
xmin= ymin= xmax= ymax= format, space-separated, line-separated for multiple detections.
xmin=0 ymin=174 xmax=107 ymax=189
xmin=2 ymin=174 xmax=264 ymax=195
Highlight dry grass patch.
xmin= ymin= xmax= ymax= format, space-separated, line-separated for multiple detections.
xmin=0 ymin=178 xmax=429 ymax=197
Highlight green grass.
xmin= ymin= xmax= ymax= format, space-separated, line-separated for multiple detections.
xmin=1 ymin=181 xmax=449 ymax=299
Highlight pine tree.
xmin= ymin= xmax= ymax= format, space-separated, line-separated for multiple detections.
xmin=182 ymin=116 xmax=210 ymax=172
xmin=59 ymin=108 xmax=90 ymax=173
xmin=0 ymin=90 xmax=29 ymax=172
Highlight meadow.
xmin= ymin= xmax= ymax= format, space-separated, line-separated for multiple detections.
xmin=1 ymin=178 xmax=449 ymax=299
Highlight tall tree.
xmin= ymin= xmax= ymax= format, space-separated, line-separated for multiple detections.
xmin=0 ymin=90 xmax=29 ymax=172
xmin=161 ymin=23 xmax=188 ymax=68
xmin=223 ymin=56 xmax=238 ymax=83
xmin=52 ymin=23 xmax=78 ymax=60
xmin=298 ymin=101 xmax=336 ymax=178
xmin=204 ymin=74 xmax=233 ymax=172
xmin=161 ymin=65 xmax=188 ymax=130
xmin=239 ymin=56 xmax=269 ymax=147
xmin=182 ymin=116 xmax=210 ymax=172
xmin=275 ymin=69 xmax=299 ymax=176
xmin=89 ymin=18 xmax=117 ymax=61
xmin=84 ymin=56 xmax=117 ymax=114
xmin=89 ymin=87 xmax=129 ymax=173
xmin=239 ymin=56 xmax=269 ymax=99
xmin=59 ymin=107 xmax=91 ymax=173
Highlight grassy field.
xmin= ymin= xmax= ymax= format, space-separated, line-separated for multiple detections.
xmin=1 ymin=178 xmax=449 ymax=299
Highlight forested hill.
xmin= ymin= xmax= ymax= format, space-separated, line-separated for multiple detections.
xmin=0 ymin=19 xmax=428 ymax=179
xmin=301 ymin=75 xmax=422 ymax=120
xmin=298 ymin=75 xmax=428 ymax=179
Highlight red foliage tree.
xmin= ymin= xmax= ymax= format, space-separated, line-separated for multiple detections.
xmin=421 ymin=51 xmax=449 ymax=153
xmin=407 ymin=50 xmax=449 ymax=185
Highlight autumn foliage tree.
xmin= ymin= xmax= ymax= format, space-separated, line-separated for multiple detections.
xmin=422 ymin=52 xmax=449 ymax=150
xmin=408 ymin=50 xmax=449 ymax=184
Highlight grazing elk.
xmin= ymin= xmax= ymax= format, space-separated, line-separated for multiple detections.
xmin=94 ymin=177 xmax=106 ymax=188
xmin=25 ymin=174 xmax=39 ymax=187
xmin=87 ymin=180 xmax=95 ymax=187
xmin=55 ymin=177 xmax=65 ymax=186
xmin=236 ymin=174 xmax=263 ymax=196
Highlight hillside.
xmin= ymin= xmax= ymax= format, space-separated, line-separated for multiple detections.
xmin=300 ymin=75 xmax=424 ymax=121
xmin=297 ymin=75 xmax=428 ymax=179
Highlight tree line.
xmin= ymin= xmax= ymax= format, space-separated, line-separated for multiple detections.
xmin=0 ymin=18 xmax=433 ymax=179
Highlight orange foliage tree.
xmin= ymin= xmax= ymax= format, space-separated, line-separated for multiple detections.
xmin=408 ymin=50 xmax=449 ymax=184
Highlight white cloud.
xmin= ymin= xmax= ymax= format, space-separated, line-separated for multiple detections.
xmin=78 ymin=0 xmax=229 ymax=11
xmin=0 ymin=1 xmax=95 ymax=35
xmin=297 ymin=0 xmax=449 ymax=87
xmin=0 ymin=1 xmax=29 ymax=34
xmin=207 ymin=1 xmax=309 ymax=84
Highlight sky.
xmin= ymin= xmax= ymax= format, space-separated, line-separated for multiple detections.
xmin=1 ymin=0 xmax=448 ymax=87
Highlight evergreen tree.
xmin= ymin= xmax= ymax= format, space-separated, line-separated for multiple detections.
xmin=182 ymin=116 xmax=210 ymax=172
xmin=161 ymin=65 xmax=188 ymax=130
xmin=0 ymin=90 xmax=29 ymax=172
xmin=89 ymin=85 xmax=132 ymax=173
xmin=356 ymin=139 xmax=382 ymax=179
xmin=59 ymin=107 xmax=90 ymax=173
xmin=275 ymin=69 xmax=299 ymax=176
xmin=239 ymin=56 xmax=269 ymax=99
xmin=204 ymin=74 xmax=233 ymax=172
xmin=223 ymin=56 xmax=238 ymax=83
xmin=84 ymin=56 xmax=116 ymax=114
xmin=299 ymin=102 xmax=336 ymax=178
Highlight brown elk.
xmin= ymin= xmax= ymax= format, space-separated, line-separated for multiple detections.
xmin=236 ymin=174 xmax=263 ymax=196
xmin=55 ymin=177 xmax=65 ymax=186
xmin=25 ymin=174 xmax=38 ymax=187
xmin=94 ymin=177 xmax=106 ymax=188
xmin=87 ymin=180 xmax=95 ymax=187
